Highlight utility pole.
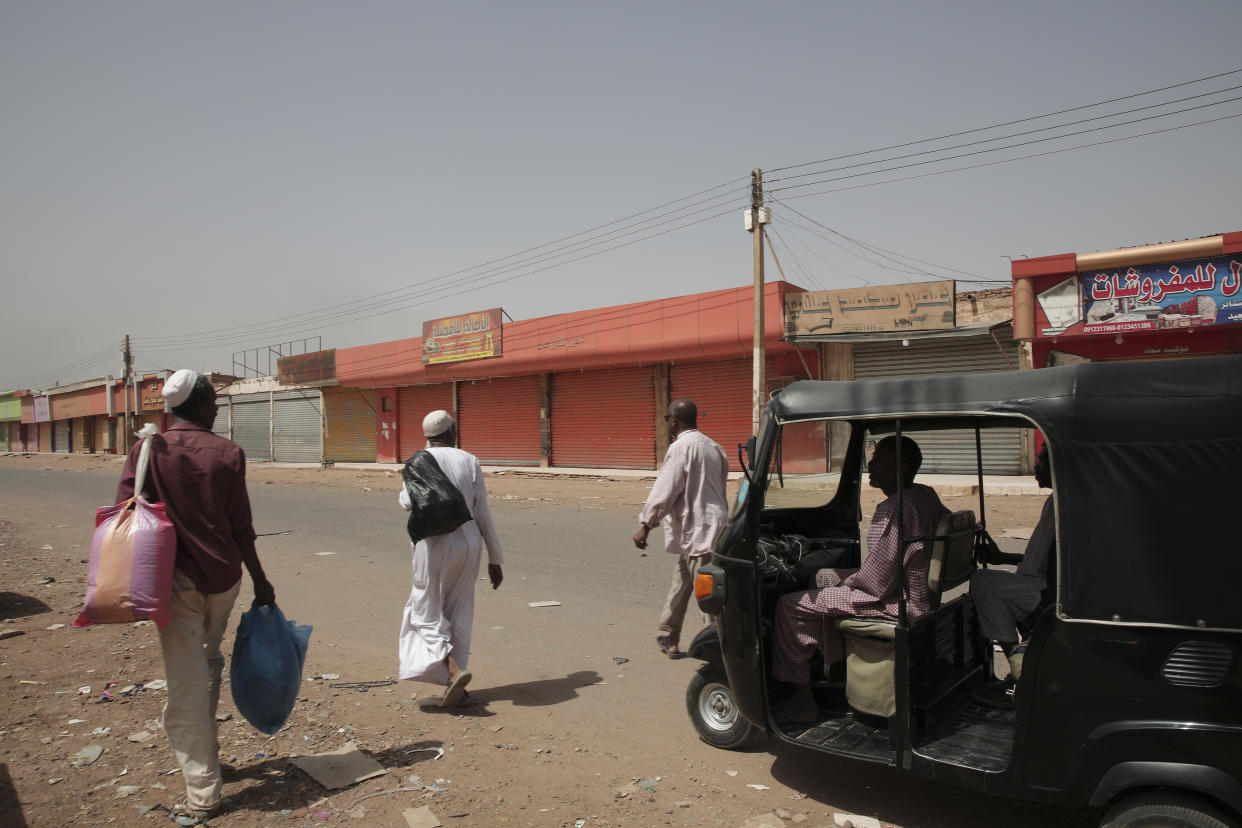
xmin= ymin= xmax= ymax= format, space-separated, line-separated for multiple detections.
xmin=122 ymin=335 xmax=133 ymax=454
xmin=748 ymin=169 xmax=768 ymax=434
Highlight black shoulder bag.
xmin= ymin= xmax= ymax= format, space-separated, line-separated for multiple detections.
xmin=402 ymin=450 xmax=473 ymax=544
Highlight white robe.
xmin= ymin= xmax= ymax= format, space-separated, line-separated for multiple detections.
xmin=397 ymin=447 xmax=503 ymax=685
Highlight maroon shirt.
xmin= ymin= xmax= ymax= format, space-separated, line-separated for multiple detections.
xmin=117 ymin=421 xmax=257 ymax=595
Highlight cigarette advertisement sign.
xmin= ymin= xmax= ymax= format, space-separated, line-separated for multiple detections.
xmin=1080 ymin=256 xmax=1242 ymax=335
xmin=421 ymin=308 xmax=502 ymax=365
xmin=784 ymin=281 xmax=956 ymax=336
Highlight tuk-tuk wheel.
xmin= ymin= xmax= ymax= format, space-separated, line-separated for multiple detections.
xmin=686 ymin=664 xmax=753 ymax=750
xmin=1100 ymin=791 xmax=1237 ymax=828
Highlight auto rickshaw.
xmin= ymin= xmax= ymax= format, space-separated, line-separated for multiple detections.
xmin=687 ymin=354 xmax=1242 ymax=827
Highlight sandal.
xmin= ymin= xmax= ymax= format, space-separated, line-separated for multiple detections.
xmin=441 ymin=670 xmax=472 ymax=707
xmin=657 ymin=634 xmax=687 ymax=660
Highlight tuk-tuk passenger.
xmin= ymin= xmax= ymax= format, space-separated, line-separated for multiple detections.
xmin=772 ymin=435 xmax=949 ymax=722
xmin=970 ymin=444 xmax=1054 ymax=701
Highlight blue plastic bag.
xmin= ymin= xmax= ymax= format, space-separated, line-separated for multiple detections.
xmin=229 ymin=603 xmax=312 ymax=735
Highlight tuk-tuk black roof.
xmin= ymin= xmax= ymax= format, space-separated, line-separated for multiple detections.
xmin=769 ymin=355 xmax=1242 ymax=629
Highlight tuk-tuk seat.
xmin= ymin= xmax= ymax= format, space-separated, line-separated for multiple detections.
xmin=833 ymin=510 xmax=978 ymax=718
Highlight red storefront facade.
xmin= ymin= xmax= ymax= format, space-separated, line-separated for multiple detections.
xmin=336 ymin=282 xmax=817 ymax=469
xmin=1012 ymin=232 xmax=1242 ymax=366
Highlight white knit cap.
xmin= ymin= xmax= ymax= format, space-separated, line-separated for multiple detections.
xmin=162 ymin=369 xmax=200 ymax=408
xmin=422 ymin=409 xmax=455 ymax=438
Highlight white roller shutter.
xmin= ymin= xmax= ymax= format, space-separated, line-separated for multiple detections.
xmin=231 ymin=394 xmax=271 ymax=462
xmin=273 ymin=390 xmax=323 ymax=463
xmin=853 ymin=329 xmax=1022 ymax=474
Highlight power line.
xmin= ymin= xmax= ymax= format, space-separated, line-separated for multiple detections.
xmin=767 ymin=95 xmax=1242 ymax=196
xmin=135 ymin=181 xmax=751 ymax=348
xmin=772 ymin=111 xmax=1242 ymax=203
xmin=135 ymin=203 xmax=745 ymax=352
xmin=2 ymin=341 xmax=122 ymax=391
xmin=765 ymin=83 xmax=1242 ymax=188
xmin=766 ymin=67 xmax=1242 ymax=175
xmin=776 ymin=203 xmax=1005 ymax=283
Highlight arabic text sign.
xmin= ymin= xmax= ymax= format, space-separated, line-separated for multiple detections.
xmin=783 ymin=281 xmax=956 ymax=336
xmin=421 ymin=308 xmax=503 ymax=365
xmin=1081 ymin=257 xmax=1242 ymax=335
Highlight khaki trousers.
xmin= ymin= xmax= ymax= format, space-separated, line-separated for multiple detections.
xmin=158 ymin=570 xmax=241 ymax=810
xmin=657 ymin=553 xmax=710 ymax=643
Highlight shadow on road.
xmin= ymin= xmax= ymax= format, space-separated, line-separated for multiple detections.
xmin=417 ymin=670 xmax=602 ymax=718
xmin=0 ymin=592 xmax=52 ymax=622
xmin=763 ymin=738 xmax=1098 ymax=828
xmin=0 ymin=764 xmax=28 ymax=827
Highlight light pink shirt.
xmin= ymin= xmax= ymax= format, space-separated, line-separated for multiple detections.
xmin=639 ymin=429 xmax=729 ymax=558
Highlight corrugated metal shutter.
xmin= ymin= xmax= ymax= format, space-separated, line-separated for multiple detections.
xmin=231 ymin=394 xmax=272 ymax=462
xmin=458 ymin=375 xmax=542 ymax=465
xmin=38 ymin=422 xmax=51 ymax=452
xmin=273 ymin=390 xmax=322 ymax=463
xmin=53 ymin=420 xmax=70 ymax=453
xmin=212 ymin=398 xmax=231 ymax=439
xmin=323 ymin=387 xmax=377 ymax=462
xmin=670 ymin=357 xmax=806 ymax=472
xmin=853 ymin=329 xmax=1022 ymax=474
xmin=398 ymin=385 xmax=454 ymax=462
xmin=1 ymin=422 xmax=9 ymax=451
xmin=94 ymin=417 xmax=110 ymax=454
xmin=552 ymin=367 xmax=654 ymax=469
xmin=72 ymin=417 xmax=92 ymax=453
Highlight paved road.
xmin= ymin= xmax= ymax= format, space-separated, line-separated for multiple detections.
xmin=0 ymin=465 xmax=1093 ymax=827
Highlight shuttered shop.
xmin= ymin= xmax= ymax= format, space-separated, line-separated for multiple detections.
xmin=72 ymin=417 xmax=94 ymax=453
xmin=53 ymin=420 xmax=70 ymax=453
xmin=398 ymin=385 xmax=454 ymax=462
xmin=323 ymin=387 xmax=377 ymax=463
xmin=213 ymin=400 xmax=231 ymax=439
xmin=552 ymin=367 xmax=654 ymax=469
xmin=670 ymin=357 xmax=811 ymax=472
xmin=231 ymin=394 xmax=272 ymax=462
xmin=93 ymin=417 xmax=111 ymax=454
xmin=38 ymin=422 xmax=51 ymax=452
xmin=853 ymin=329 xmax=1022 ymax=474
xmin=458 ymin=376 xmax=541 ymax=465
xmin=273 ymin=390 xmax=323 ymax=463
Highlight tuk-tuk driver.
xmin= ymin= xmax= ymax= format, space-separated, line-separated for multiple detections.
xmin=772 ymin=435 xmax=949 ymax=722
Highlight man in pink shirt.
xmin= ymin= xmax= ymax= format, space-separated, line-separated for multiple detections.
xmin=633 ymin=399 xmax=729 ymax=659
xmin=772 ymin=435 xmax=947 ymax=722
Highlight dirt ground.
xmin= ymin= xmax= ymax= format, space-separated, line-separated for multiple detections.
xmin=0 ymin=452 xmax=1051 ymax=828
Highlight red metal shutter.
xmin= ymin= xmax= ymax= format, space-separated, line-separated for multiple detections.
xmin=670 ymin=357 xmax=813 ymax=471
xmin=458 ymin=375 xmax=542 ymax=465
xmin=552 ymin=367 xmax=654 ymax=469
xmin=397 ymin=385 xmax=454 ymax=462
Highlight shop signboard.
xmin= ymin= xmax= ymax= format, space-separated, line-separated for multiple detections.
xmin=421 ymin=308 xmax=502 ymax=365
xmin=279 ymin=349 xmax=336 ymax=385
xmin=783 ymin=281 xmax=956 ymax=336
xmin=34 ymin=396 xmax=50 ymax=422
xmin=1079 ymin=256 xmax=1242 ymax=335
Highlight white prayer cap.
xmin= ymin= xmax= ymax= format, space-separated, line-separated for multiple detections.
xmin=422 ymin=409 xmax=455 ymax=437
xmin=162 ymin=369 xmax=201 ymax=408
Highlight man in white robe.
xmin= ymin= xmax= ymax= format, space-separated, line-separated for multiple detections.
xmin=398 ymin=410 xmax=503 ymax=706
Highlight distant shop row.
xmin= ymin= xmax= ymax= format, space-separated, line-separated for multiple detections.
xmin=4 ymin=231 xmax=1239 ymax=474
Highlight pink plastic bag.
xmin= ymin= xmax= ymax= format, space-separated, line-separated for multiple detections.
xmin=74 ymin=429 xmax=176 ymax=629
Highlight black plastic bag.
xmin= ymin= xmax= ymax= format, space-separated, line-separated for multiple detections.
xmin=402 ymin=450 xmax=473 ymax=544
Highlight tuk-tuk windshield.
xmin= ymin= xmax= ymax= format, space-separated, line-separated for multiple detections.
xmin=763 ymin=419 xmax=852 ymax=510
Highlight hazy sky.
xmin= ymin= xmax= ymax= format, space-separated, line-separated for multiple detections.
xmin=3 ymin=1 xmax=1240 ymax=390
